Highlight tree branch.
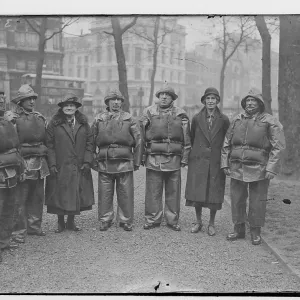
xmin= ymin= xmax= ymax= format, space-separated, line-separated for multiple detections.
xmin=121 ymin=16 xmax=138 ymax=34
xmin=103 ymin=30 xmax=114 ymax=36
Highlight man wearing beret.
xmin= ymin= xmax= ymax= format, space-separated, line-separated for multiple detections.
xmin=5 ymin=85 xmax=49 ymax=243
xmin=185 ymin=87 xmax=230 ymax=236
xmin=140 ymin=84 xmax=191 ymax=231
xmin=92 ymin=90 xmax=142 ymax=232
xmin=221 ymin=88 xmax=286 ymax=245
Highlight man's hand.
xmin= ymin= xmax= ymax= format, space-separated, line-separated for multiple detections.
xmin=181 ymin=163 xmax=188 ymax=168
xmin=134 ymin=165 xmax=140 ymax=171
xmin=265 ymin=171 xmax=275 ymax=180
xmin=19 ymin=173 xmax=25 ymax=182
xmin=223 ymin=167 xmax=231 ymax=176
xmin=140 ymin=161 xmax=145 ymax=167
xmin=50 ymin=166 xmax=58 ymax=176
xmin=81 ymin=163 xmax=91 ymax=176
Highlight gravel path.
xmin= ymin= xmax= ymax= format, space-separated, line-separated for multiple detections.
xmin=1 ymin=168 xmax=300 ymax=293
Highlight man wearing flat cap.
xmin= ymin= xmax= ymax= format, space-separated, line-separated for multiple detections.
xmin=45 ymin=93 xmax=94 ymax=233
xmin=5 ymin=85 xmax=49 ymax=243
xmin=221 ymin=88 xmax=286 ymax=245
xmin=140 ymin=84 xmax=191 ymax=231
xmin=92 ymin=90 xmax=142 ymax=232
xmin=185 ymin=87 xmax=230 ymax=236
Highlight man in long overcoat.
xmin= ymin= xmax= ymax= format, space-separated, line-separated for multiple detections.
xmin=221 ymin=88 xmax=285 ymax=245
xmin=185 ymin=87 xmax=230 ymax=236
xmin=45 ymin=93 xmax=94 ymax=233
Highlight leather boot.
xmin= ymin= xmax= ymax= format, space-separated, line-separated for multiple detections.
xmin=55 ymin=215 xmax=65 ymax=233
xmin=250 ymin=227 xmax=262 ymax=245
xmin=66 ymin=215 xmax=81 ymax=231
xmin=226 ymin=223 xmax=246 ymax=241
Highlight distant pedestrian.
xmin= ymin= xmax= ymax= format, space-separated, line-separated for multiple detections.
xmin=0 ymin=91 xmax=24 ymax=262
xmin=5 ymin=85 xmax=49 ymax=243
xmin=185 ymin=87 xmax=230 ymax=236
xmin=221 ymin=88 xmax=286 ymax=245
xmin=92 ymin=90 xmax=142 ymax=232
xmin=45 ymin=93 xmax=94 ymax=233
xmin=140 ymin=84 xmax=191 ymax=231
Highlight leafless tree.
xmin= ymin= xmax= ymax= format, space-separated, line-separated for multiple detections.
xmin=23 ymin=17 xmax=79 ymax=110
xmin=104 ymin=17 xmax=138 ymax=112
xmin=131 ymin=17 xmax=177 ymax=106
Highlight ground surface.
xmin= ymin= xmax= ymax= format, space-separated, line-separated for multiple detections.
xmin=1 ymin=168 xmax=300 ymax=293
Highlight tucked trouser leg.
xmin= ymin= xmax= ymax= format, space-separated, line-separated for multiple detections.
xmin=164 ymin=170 xmax=181 ymax=225
xmin=27 ymin=178 xmax=45 ymax=234
xmin=248 ymin=179 xmax=269 ymax=227
xmin=98 ymin=172 xmax=115 ymax=223
xmin=145 ymin=169 xmax=164 ymax=224
xmin=116 ymin=172 xmax=134 ymax=224
xmin=0 ymin=187 xmax=17 ymax=249
xmin=230 ymin=178 xmax=248 ymax=225
xmin=12 ymin=181 xmax=30 ymax=241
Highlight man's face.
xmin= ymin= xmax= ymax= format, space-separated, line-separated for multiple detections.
xmin=0 ymin=94 xmax=5 ymax=111
xmin=108 ymin=98 xmax=122 ymax=112
xmin=62 ymin=103 xmax=77 ymax=115
xmin=205 ymin=94 xmax=218 ymax=110
xmin=245 ymin=97 xmax=259 ymax=112
xmin=158 ymin=92 xmax=173 ymax=108
xmin=20 ymin=97 xmax=36 ymax=112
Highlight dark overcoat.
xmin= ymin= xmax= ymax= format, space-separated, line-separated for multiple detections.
xmin=45 ymin=110 xmax=94 ymax=212
xmin=185 ymin=107 xmax=230 ymax=204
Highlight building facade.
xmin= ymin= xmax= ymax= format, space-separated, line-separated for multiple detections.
xmin=63 ymin=17 xmax=186 ymax=111
xmin=0 ymin=17 xmax=63 ymax=100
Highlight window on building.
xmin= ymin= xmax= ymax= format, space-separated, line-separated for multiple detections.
xmin=135 ymin=47 xmax=142 ymax=63
xmin=84 ymin=56 xmax=88 ymax=64
xmin=124 ymin=45 xmax=129 ymax=62
xmin=97 ymin=70 xmax=101 ymax=81
xmin=97 ymin=50 xmax=101 ymax=63
xmin=27 ymin=60 xmax=36 ymax=72
xmin=108 ymin=69 xmax=112 ymax=80
xmin=148 ymin=69 xmax=152 ymax=80
xmin=69 ymin=55 xmax=73 ymax=64
xmin=178 ymin=72 xmax=181 ymax=83
xmin=170 ymin=71 xmax=173 ymax=82
xmin=161 ymin=48 xmax=166 ymax=64
xmin=135 ymin=67 xmax=141 ymax=80
xmin=77 ymin=67 xmax=81 ymax=78
xmin=53 ymin=34 xmax=60 ymax=50
xmin=162 ymin=69 xmax=165 ymax=81
xmin=84 ymin=68 xmax=88 ymax=78
xmin=68 ymin=68 xmax=72 ymax=76
xmin=77 ymin=56 xmax=82 ymax=65
xmin=148 ymin=48 xmax=153 ymax=62
xmin=107 ymin=46 xmax=113 ymax=62
xmin=170 ymin=50 xmax=174 ymax=65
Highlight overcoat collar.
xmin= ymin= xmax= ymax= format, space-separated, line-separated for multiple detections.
xmin=196 ymin=106 xmax=223 ymax=142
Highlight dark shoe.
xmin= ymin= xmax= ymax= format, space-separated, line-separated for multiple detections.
xmin=12 ymin=236 xmax=25 ymax=244
xmin=167 ymin=224 xmax=181 ymax=231
xmin=55 ymin=222 xmax=66 ymax=233
xmin=250 ymin=227 xmax=262 ymax=245
xmin=99 ymin=221 xmax=112 ymax=231
xmin=143 ymin=223 xmax=160 ymax=230
xmin=226 ymin=223 xmax=246 ymax=241
xmin=207 ymin=224 xmax=216 ymax=236
xmin=66 ymin=222 xmax=81 ymax=231
xmin=28 ymin=231 xmax=46 ymax=236
xmin=120 ymin=223 xmax=133 ymax=231
xmin=190 ymin=223 xmax=203 ymax=233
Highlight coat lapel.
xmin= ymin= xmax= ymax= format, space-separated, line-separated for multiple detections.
xmin=61 ymin=123 xmax=75 ymax=144
xmin=196 ymin=108 xmax=210 ymax=142
xmin=210 ymin=108 xmax=224 ymax=141
xmin=73 ymin=121 xmax=82 ymax=140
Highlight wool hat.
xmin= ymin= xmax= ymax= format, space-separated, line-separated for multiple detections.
xmin=104 ymin=90 xmax=124 ymax=106
xmin=11 ymin=84 xmax=38 ymax=105
xmin=58 ymin=93 xmax=82 ymax=108
xmin=241 ymin=88 xmax=265 ymax=112
xmin=201 ymin=87 xmax=220 ymax=104
xmin=155 ymin=85 xmax=178 ymax=101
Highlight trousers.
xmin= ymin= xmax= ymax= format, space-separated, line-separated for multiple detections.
xmin=12 ymin=178 xmax=45 ymax=240
xmin=0 ymin=187 xmax=18 ymax=249
xmin=230 ymin=178 xmax=269 ymax=227
xmin=145 ymin=168 xmax=181 ymax=225
xmin=98 ymin=171 xmax=134 ymax=224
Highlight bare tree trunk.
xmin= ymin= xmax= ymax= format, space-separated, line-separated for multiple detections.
xmin=34 ymin=18 xmax=47 ymax=112
xmin=219 ymin=64 xmax=226 ymax=112
xmin=255 ymin=16 xmax=272 ymax=114
xmin=278 ymin=16 xmax=300 ymax=176
xmin=111 ymin=18 xmax=130 ymax=112
xmin=149 ymin=17 xmax=160 ymax=106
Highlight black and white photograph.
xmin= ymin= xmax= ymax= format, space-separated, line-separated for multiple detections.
xmin=0 ymin=1 xmax=300 ymax=295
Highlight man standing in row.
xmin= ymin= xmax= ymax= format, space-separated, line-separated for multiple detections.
xmin=0 ymin=91 xmax=24 ymax=262
xmin=92 ymin=90 xmax=142 ymax=232
xmin=221 ymin=88 xmax=286 ymax=245
xmin=140 ymin=85 xmax=191 ymax=231
xmin=5 ymin=85 xmax=49 ymax=243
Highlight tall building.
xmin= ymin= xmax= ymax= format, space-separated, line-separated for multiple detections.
xmin=63 ymin=17 xmax=186 ymax=110
xmin=0 ymin=17 xmax=64 ymax=100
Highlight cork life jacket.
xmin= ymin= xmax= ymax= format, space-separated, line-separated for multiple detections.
xmin=145 ymin=108 xmax=184 ymax=156
xmin=230 ymin=115 xmax=271 ymax=165
xmin=95 ymin=113 xmax=135 ymax=160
